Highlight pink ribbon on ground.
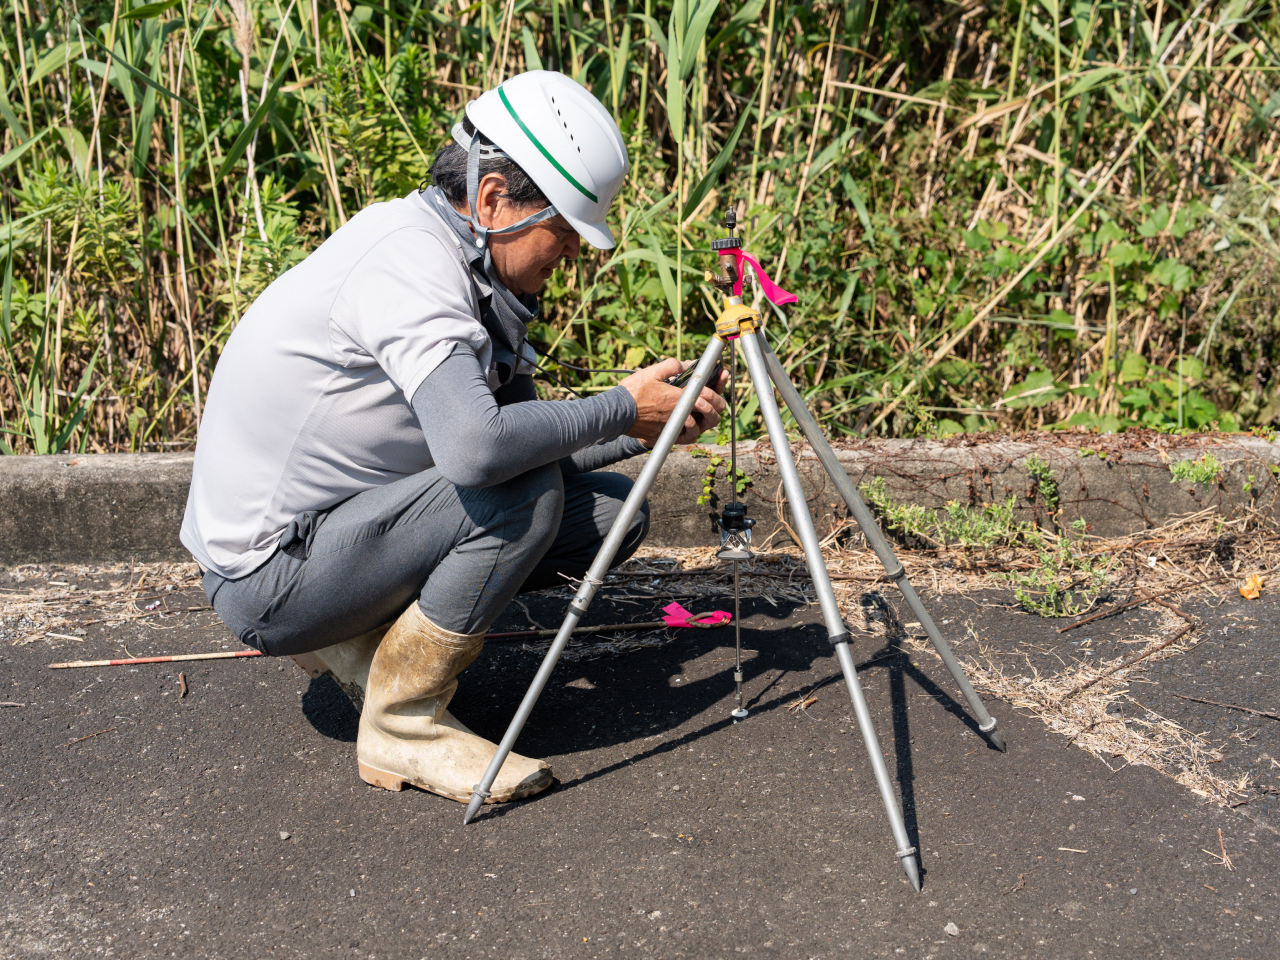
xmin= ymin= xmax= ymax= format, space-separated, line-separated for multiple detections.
xmin=716 ymin=248 xmax=798 ymax=305
xmin=661 ymin=602 xmax=732 ymax=628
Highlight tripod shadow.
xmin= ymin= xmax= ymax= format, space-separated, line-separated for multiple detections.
xmin=463 ymin=608 xmax=826 ymax=757
xmin=854 ymin=636 xmax=1003 ymax=879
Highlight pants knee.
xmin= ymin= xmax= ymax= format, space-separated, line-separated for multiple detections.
xmin=625 ymin=495 xmax=651 ymax=553
xmin=593 ymin=472 xmax=649 ymax=564
xmin=479 ymin=461 xmax=564 ymax=559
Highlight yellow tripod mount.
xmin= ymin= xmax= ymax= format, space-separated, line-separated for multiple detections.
xmin=714 ymin=301 xmax=760 ymax=341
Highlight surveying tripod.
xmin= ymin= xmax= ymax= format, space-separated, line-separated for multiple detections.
xmin=463 ymin=209 xmax=1005 ymax=891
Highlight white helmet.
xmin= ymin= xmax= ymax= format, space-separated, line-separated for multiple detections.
xmin=451 ymin=70 xmax=629 ymax=250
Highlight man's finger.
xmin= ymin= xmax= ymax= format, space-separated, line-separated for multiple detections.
xmin=699 ymin=386 xmax=727 ymax=412
xmin=647 ymin=357 xmax=685 ymax=380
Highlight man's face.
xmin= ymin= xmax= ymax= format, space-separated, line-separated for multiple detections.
xmin=489 ymin=211 xmax=582 ymax=296
xmin=459 ymin=173 xmax=583 ymax=296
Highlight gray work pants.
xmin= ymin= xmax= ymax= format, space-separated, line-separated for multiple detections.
xmin=202 ymin=465 xmax=648 ymax=657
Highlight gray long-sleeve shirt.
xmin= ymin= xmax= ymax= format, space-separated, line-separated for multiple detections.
xmin=412 ymin=343 xmax=648 ymax=488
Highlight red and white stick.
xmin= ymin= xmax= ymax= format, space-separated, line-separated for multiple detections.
xmin=48 ymin=608 xmax=732 ymax=668
xmin=48 ymin=650 xmax=265 ymax=669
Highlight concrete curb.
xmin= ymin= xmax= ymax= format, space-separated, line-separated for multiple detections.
xmin=2 ymin=434 xmax=1277 ymax=564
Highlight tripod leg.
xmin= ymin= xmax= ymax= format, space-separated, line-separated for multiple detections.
xmin=741 ymin=332 xmax=921 ymax=892
xmin=462 ymin=338 xmax=728 ymax=825
xmin=760 ymin=342 xmax=1005 ymax=752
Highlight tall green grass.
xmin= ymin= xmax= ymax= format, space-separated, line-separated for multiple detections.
xmin=1 ymin=0 xmax=1278 ymax=453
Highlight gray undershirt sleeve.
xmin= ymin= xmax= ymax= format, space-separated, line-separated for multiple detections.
xmin=412 ymin=344 xmax=646 ymax=488
xmin=492 ymin=371 xmax=648 ymax=476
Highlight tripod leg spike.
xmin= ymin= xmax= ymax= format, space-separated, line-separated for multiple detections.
xmin=902 ymin=852 xmax=922 ymax=891
xmin=989 ymin=728 xmax=1007 ymax=752
xmin=462 ymin=793 xmax=484 ymax=825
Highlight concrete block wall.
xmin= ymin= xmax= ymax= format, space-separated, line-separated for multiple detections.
xmin=1 ymin=434 xmax=1276 ymax=564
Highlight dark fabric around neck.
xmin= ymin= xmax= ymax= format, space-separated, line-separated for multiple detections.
xmin=423 ymin=186 xmax=539 ymax=386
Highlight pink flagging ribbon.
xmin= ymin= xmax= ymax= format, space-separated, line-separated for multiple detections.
xmin=661 ymin=602 xmax=732 ymax=629
xmin=717 ymin=248 xmax=798 ymax=305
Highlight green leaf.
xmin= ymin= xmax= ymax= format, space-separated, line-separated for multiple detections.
xmin=642 ymin=229 xmax=680 ymax=325
xmin=680 ymin=0 xmax=722 ymax=81
xmin=665 ymin=3 xmax=686 ymax=137
xmin=809 ymin=128 xmax=856 ymax=175
xmin=962 ymin=229 xmax=990 ymax=252
xmin=1002 ymin=370 xmax=1064 ymax=409
xmin=0 ymin=127 xmax=51 ymax=174
xmin=520 ymin=27 xmax=543 ymax=71
xmin=0 ymin=64 xmax=28 ymax=141
xmin=1 ymin=229 xmax=13 ymax=349
xmin=57 ymin=126 xmax=91 ymax=181
xmin=1137 ymin=204 xmax=1169 ymax=237
xmin=1106 ymin=242 xmax=1145 ymax=267
xmin=1171 ymin=201 xmax=1208 ymax=239
xmin=628 ymin=14 xmax=669 ymax=59
xmin=1119 ymin=351 xmax=1148 ymax=383
xmin=121 ymin=0 xmax=181 ymax=18
xmin=1175 ymin=355 xmax=1205 ymax=381
xmin=708 ymin=0 xmax=765 ymax=51
xmin=993 ymin=247 xmax=1020 ymax=271
xmin=216 ymin=65 xmax=292 ymax=184
xmin=1063 ymin=66 xmax=1124 ymax=99
xmin=976 ymin=219 xmax=1008 ymax=241
xmin=30 ymin=41 xmax=87 ymax=84
xmin=1028 ymin=18 xmax=1071 ymax=58
xmin=81 ymin=32 xmax=194 ymax=109
xmin=1149 ymin=257 xmax=1193 ymax=292
xmin=843 ymin=175 xmax=874 ymax=245
xmin=682 ymin=89 xmax=756 ymax=219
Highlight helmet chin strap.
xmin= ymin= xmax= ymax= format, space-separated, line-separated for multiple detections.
xmin=464 ymin=128 xmax=559 ymax=252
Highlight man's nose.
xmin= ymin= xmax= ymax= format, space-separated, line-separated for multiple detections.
xmin=563 ymin=232 xmax=581 ymax=262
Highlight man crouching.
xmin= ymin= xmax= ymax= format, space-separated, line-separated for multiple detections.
xmin=181 ymin=72 xmax=727 ymax=805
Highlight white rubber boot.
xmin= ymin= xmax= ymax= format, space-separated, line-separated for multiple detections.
xmin=356 ymin=604 xmax=552 ymax=804
xmin=290 ymin=624 xmax=390 ymax=713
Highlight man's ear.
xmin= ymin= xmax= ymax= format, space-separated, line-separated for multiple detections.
xmin=474 ymin=173 xmax=508 ymax=227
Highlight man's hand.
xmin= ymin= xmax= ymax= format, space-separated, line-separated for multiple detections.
xmin=620 ymin=357 xmax=730 ymax=446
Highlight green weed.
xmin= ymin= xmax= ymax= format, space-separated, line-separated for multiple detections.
xmin=1009 ymin=536 xmax=1110 ymax=618
xmin=860 ymin=478 xmax=1029 ymax=552
xmin=1026 ymin=455 xmax=1059 ymax=515
xmin=690 ymin=446 xmax=751 ymax=506
xmin=1169 ymin=454 xmax=1225 ymax=487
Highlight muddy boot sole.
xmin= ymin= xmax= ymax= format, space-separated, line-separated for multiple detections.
xmin=356 ymin=759 xmax=551 ymax=804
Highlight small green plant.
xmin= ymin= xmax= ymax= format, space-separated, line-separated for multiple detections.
xmin=690 ymin=447 xmax=751 ymax=506
xmin=1169 ymin=453 xmax=1224 ymax=486
xmin=1008 ymin=536 xmax=1110 ymax=617
xmin=938 ymin=497 xmax=1025 ymax=549
xmin=861 ymin=479 xmax=1030 ymax=552
xmin=859 ymin=477 xmax=938 ymax=545
xmin=1025 ymin=455 xmax=1059 ymax=514
xmin=1243 ymin=474 xmax=1256 ymax=495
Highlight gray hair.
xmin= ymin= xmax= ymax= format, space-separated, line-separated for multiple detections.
xmin=428 ymin=118 xmax=550 ymax=211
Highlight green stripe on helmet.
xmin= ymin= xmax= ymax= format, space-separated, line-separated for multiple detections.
xmin=498 ymin=86 xmax=599 ymax=205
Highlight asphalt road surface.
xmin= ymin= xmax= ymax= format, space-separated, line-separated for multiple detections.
xmin=2 ymin=569 xmax=1278 ymax=959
